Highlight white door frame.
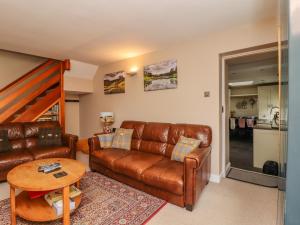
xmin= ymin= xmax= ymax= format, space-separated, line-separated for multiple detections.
xmin=220 ymin=44 xmax=278 ymax=177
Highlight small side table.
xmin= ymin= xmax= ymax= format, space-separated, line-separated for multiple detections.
xmin=77 ymin=138 xmax=89 ymax=154
xmin=7 ymin=158 xmax=86 ymax=225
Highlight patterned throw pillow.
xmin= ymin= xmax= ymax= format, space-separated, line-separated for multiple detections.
xmin=0 ymin=130 xmax=12 ymax=153
xmin=97 ymin=133 xmax=115 ymax=148
xmin=171 ymin=136 xmax=201 ymax=162
xmin=111 ymin=128 xmax=134 ymax=150
xmin=38 ymin=127 xmax=62 ymax=147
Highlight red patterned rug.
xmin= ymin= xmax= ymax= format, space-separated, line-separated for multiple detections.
xmin=0 ymin=172 xmax=167 ymax=225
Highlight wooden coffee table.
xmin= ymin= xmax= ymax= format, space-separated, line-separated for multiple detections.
xmin=7 ymin=158 xmax=86 ymax=225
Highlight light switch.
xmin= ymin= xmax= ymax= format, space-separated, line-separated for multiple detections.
xmin=204 ymin=91 xmax=210 ymax=97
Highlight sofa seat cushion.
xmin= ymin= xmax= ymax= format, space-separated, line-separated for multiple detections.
xmin=91 ymin=148 xmax=131 ymax=170
xmin=0 ymin=149 xmax=33 ymax=171
xmin=29 ymin=146 xmax=70 ymax=160
xmin=113 ymin=151 xmax=163 ymax=180
xmin=141 ymin=158 xmax=184 ymax=195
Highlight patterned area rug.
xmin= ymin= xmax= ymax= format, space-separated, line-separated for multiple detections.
xmin=0 ymin=172 xmax=167 ymax=225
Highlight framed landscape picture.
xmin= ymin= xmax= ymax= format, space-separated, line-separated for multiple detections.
xmin=144 ymin=59 xmax=177 ymax=91
xmin=104 ymin=71 xmax=125 ymax=94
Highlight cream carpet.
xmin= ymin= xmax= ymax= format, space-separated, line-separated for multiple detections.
xmin=148 ymin=178 xmax=277 ymax=225
xmin=0 ymin=152 xmax=278 ymax=225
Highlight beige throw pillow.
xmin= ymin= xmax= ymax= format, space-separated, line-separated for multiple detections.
xmin=111 ymin=128 xmax=134 ymax=150
xmin=97 ymin=133 xmax=115 ymax=148
xmin=171 ymin=136 xmax=201 ymax=162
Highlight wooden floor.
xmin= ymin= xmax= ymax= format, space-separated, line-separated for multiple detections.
xmin=230 ymin=137 xmax=262 ymax=173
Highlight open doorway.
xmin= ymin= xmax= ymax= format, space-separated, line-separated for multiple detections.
xmin=221 ymin=44 xmax=282 ymax=187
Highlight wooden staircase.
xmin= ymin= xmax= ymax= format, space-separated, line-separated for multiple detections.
xmin=0 ymin=59 xmax=70 ymax=130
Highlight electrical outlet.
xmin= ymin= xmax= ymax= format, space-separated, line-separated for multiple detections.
xmin=204 ymin=91 xmax=210 ymax=97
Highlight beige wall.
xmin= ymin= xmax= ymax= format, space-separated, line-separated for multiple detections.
xmin=0 ymin=50 xmax=45 ymax=89
xmin=64 ymin=76 xmax=94 ymax=94
xmin=79 ymin=19 xmax=277 ymax=177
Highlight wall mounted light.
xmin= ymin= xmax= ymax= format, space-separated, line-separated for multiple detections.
xmin=127 ymin=66 xmax=139 ymax=76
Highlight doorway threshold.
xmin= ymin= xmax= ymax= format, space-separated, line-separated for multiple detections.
xmin=227 ymin=167 xmax=278 ymax=188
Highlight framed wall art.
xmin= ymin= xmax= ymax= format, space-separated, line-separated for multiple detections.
xmin=144 ymin=59 xmax=177 ymax=91
xmin=104 ymin=71 xmax=125 ymax=94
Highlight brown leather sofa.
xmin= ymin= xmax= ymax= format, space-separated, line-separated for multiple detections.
xmin=89 ymin=121 xmax=212 ymax=211
xmin=0 ymin=121 xmax=78 ymax=182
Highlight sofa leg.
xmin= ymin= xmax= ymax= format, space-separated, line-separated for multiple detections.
xmin=186 ymin=205 xmax=193 ymax=211
xmin=89 ymin=166 xmax=96 ymax=172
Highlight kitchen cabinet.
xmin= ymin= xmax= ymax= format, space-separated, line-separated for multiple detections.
xmin=253 ymin=128 xmax=280 ymax=168
xmin=258 ymin=85 xmax=279 ymax=121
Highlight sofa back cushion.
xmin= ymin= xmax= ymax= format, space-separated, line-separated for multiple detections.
xmin=0 ymin=130 xmax=12 ymax=152
xmin=0 ymin=123 xmax=25 ymax=150
xmin=120 ymin=121 xmax=146 ymax=150
xmin=119 ymin=121 xmax=212 ymax=158
xmin=140 ymin=122 xmax=171 ymax=156
xmin=24 ymin=121 xmax=61 ymax=149
xmin=166 ymin=124 xmax=212 ymax=158
xmin=0 ymin=123 xmax=24 ymax=140
xmin=38 ymin=127 xmax=62 ymax=147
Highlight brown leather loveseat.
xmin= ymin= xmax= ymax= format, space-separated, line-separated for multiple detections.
xmin=89 ymin=121 xmax=212 ymax=211
xmin=0 ymin=121 xmax=78 ymax=181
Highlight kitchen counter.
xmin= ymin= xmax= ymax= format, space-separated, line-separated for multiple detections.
xmin=254 ymin=124 xmax=279 ymax=130
xmin=254 ymin=123 xmax=287 ymax=131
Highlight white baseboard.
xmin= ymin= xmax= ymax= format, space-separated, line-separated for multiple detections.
xmin=210 ymin=163 xmax=231 ymax=183
xmin=209 ymin=174 xmax=221 ymax=183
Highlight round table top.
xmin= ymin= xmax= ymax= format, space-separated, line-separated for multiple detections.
xmin=7 ymin=158 xmax=86 ymax=191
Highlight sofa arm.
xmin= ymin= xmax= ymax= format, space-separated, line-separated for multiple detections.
xmin=88 ymin=136 xmax=102 ymax=155
xmin=88 ymin=136 xmax=102 ymax=169
xmin=184 ymin=146 xmax=211 ymax=211
xmin=62 ymin=133 xmax=78 ymax=159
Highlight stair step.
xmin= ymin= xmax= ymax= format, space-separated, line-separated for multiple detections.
xmin=25 ymin=105 xmax=32 ymax=109
xmin=14 ymin=114 xmax=20 ymax=118
xmin=12 ymin=86 xmax=61 ymax=122
xmin=45 ymin=88 xmax=56 ymax=94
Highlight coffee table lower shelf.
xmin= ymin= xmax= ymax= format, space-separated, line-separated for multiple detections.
xmin=15 ymin=191 xmax=81 ymax=222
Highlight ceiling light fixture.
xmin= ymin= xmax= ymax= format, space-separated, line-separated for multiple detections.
xmin=228 ymin=81 xmax=254 ymax=87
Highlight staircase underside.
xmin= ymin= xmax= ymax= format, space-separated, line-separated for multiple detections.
xmin=0 ymin=59 xmax=70 ymax=127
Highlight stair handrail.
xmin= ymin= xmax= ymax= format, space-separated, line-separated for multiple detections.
xmin=0 ymin=63 xmax=61 ymax=108
xmin=0 ymin=59 xmax=54 ymax=93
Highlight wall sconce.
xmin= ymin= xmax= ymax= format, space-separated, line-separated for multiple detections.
xmin=127 ymin=66 xmax=139 ymax=76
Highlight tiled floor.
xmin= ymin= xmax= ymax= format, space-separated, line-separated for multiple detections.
xmin=0 ymin=152 xmax=278 ymax=225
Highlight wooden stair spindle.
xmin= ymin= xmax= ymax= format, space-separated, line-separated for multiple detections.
xmin=0 ymin=59 xmax=70 ymax=129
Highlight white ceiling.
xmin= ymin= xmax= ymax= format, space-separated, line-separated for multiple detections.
xmin=228 ymin=51 xmax=278 ymax=85
xmin=0 ymin=0 xmax=276 ymax=65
